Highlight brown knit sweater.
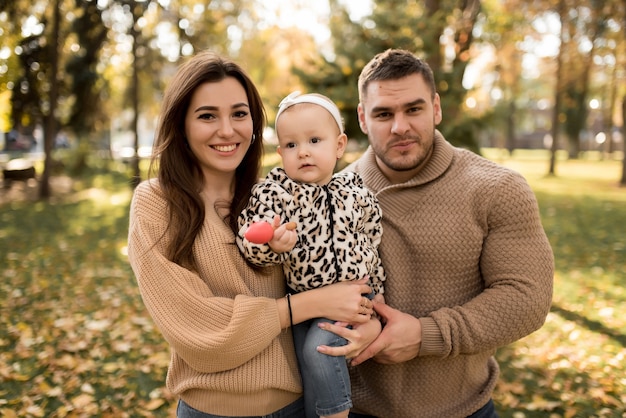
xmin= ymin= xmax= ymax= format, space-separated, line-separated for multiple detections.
xmin=127 ymin=181 xmax=302 ymax=415
xmin=344 ymin=132 xmax=554 ymax=418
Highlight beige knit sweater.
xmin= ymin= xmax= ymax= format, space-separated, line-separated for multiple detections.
xmin=128 ymin=181 xmax=301 ymax=415
xmin=345 ymin=132 xmax=554 ymax=418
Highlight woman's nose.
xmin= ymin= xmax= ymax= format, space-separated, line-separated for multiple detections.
xmin=218 ymin=119 xmax=234 ymax=137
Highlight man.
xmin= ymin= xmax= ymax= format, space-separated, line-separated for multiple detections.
xmin=342 ymin=49 xmax=554 ymax=417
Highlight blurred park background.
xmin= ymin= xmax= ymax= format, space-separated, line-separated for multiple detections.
xmin=1 ymin=0 xmax=625 ymax=416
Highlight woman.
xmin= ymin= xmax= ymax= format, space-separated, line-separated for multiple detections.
xmin=127 ymin=50 xmax=380 ymax=418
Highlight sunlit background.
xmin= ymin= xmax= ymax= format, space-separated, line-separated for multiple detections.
xmin=2 ymin=0 xmax=622 ymax=166
xmin=1 ymin=1 xmax=626 ymax=417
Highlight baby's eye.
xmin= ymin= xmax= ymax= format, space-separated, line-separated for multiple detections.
xmin=285 ymin=142 xmax=296 ymax=149
xmin=310 ymin=137 xmax=321 ymax=144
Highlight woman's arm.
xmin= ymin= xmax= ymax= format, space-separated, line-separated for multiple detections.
xmin=276 ymin=278 xmax=374 ymax=329
xmin=129 ymin=183 xmax=286 ymax=373
xmin=275 ymin=278 xmax=380 ymax=359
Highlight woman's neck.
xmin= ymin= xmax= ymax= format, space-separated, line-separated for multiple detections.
xmin=201 ymin=174 xmax=234 ymax=214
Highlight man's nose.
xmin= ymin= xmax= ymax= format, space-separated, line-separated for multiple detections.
xmin=391 ymin=114 xmax=410 ymax=135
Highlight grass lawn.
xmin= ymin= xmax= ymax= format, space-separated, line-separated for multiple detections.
xmin=0 ymin=149 xmax=625 ymax=417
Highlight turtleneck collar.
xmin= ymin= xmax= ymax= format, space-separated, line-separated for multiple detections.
xmin=356 ymin=130 xmax=455 ymax=193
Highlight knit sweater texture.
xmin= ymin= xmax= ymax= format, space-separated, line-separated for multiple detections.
xmin=344 ymin=132 xmax=554 ymax=418
xmin=128 ymin=181 xmax=301 ymax=415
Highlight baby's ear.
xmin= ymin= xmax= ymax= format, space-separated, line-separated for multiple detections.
xmin=276 ymin=146 xmax=282 ymax=157
xmin=336 ymin=133 xmax=348 ymax=158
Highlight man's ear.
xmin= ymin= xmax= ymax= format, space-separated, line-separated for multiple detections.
xmin=357 ymin=103 xmax=368 ymax=134
xmin=433 ymin=93 xmax=443 ymax=126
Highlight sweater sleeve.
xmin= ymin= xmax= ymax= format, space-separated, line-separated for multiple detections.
xmin=363 ymin=190 xmax=386 ymax=295
xmin=422 ymin=171 xmax=554 ymax=357
xmin=236 ymin=180 xmax=291 ymax=266
xmin=128 ymin=182 xmax=284 ymax=373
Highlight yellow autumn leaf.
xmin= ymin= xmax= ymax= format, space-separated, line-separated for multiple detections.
xmin=0 ymin=408 xmax=18 ymax=418
xmin=71 ymin=393 xmax=95 ymax=409
xmin=24 ymin=405 xmax=45 ymax=417
xmin=102 ymin=362 xmax=123 ymax=373
xmin=526 ymin=394 xmax=562 ymax=411
xmin=144 ymin=398 xmax=165 ymax=411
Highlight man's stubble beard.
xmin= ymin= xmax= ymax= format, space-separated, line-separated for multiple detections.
xmin=369 ymin=132 xmax=435 ymax=172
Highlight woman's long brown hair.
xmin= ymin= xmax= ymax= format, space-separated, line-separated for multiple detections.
xmin=148 ymin=51 xmax=265 ymax=271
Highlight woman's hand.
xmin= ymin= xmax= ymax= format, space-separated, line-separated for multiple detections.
xmin=315 ymin=316 xmax=382 ymax=360
xmin=289 ymin=278 xmax=374 ymax=326
xmin=310 ymin=278 xmax=374 ymax=324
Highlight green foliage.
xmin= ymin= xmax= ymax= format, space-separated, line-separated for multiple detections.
xmin=440 ymin=112 xmax=486 ymax=154
xmin=0 ymin=171 xmax=176 ymax=416
xmin=294 ymin=0 xmax=482 ymax=151
xmin=291 ymin=2 xmax=368 ymax=139
xmin=65 ymin=0 xmax=109 ymax=137
xmin=486 ymin=151 xmax=626 ymax=417
xmin=1 ymin=153 xmax=624 ymax=416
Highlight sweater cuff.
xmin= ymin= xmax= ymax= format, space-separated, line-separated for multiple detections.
xmin=418 ymin=317 xmax=444 ymax=357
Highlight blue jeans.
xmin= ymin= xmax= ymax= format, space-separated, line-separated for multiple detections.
xmin=348 ymin=399 xmax=498 ymax=418
xmin=293 ymin=317 xmax=352 ymax=418
xmin=177 ymin=398 xmax=305 ymax=418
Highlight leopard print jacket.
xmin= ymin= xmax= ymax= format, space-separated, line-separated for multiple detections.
xmin=237 ymin=167 xmax=385 ymax=294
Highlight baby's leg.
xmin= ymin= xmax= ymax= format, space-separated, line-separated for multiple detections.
xmin=302 ymin=317 xmax=352 ymax=418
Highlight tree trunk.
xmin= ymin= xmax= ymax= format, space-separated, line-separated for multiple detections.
xmin=506 ymin=100 xmax=516 ymax=155
xmin=605 ymin=60 xmax=618 ymax=156
xmin=424 ymin=0 xmax=443 ymax=74
xmin=130 ymin=5 xmax=141 ymax=189
xmin=39 ymin=0 xmax=61 ymax=199
xmin=549 ymin=0 xmax=566 ymax=176
xmin=619 ymin=96 xmax=626 ymax=187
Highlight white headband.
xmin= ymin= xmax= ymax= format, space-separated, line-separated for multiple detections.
xmin=275 ymin=91 xmax=344 ymax=132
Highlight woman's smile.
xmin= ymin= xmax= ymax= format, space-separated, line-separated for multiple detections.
xmin=212 ymin=143 xmax=238 ymax=153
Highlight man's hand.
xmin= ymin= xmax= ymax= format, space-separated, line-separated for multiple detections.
xmin=350 ymin=302 xmax=422 ymax=366
xmin=316 ymin=317 xmax=382 ymax=359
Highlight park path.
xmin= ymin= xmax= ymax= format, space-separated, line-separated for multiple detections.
xmin=0 ymin=176 xmax=73 ymax=205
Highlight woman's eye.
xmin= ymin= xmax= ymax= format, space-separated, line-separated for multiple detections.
xmin=234 ymin=110 xmax=249 ymax=118
xmin=198 ymin=113 xmax=214 ymax=120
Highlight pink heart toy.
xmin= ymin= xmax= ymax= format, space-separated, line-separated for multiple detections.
xmin=244 ymin=221 xmax=275 ymax=244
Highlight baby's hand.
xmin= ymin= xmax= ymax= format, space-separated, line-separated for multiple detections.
xmin=268 ymin=215 xmax=297 ymax=253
